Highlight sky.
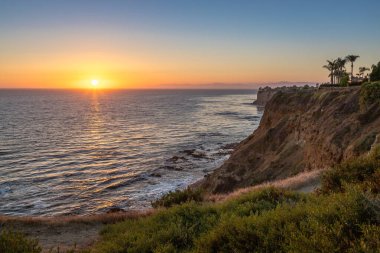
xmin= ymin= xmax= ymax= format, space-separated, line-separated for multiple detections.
xmin=1 ymin=0 xmax=380 ymax=89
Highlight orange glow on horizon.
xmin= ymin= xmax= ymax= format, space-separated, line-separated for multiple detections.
xmin=0 ymin=65 xmax=327 ymax=89
xmin=0 ymin=48 xmax=328 ymax=89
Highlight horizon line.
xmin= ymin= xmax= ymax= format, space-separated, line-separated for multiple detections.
xmin=0 ymin=81 xmax=318 ymax=90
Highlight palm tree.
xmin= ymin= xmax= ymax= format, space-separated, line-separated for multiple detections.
xmin=323 ymin=60 xmax=336 ymax=84
xmin=335 ymin=57 xmax=347 ymax=84
xmin=346 ymin=55 xmax=360 ymax=80
xmin=358 ymin=67 xmax=370 ymax=78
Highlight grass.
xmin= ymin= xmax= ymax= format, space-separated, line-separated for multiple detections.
xmin=91 ymin=192 xmax=379 ymax=253
xmin=91 ymin=188 xmax=305 ymax=253
xmin=0 ymin=229 xmax=41 ymax=253
xmin=196 ymin=188 xmax=379 ymax=253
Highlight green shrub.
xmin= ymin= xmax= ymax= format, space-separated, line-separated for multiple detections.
xmin=0 ymin=229 xmax=41 ymax=253
xmin=196 ymin=188 xmax=379 ymax=253
xmin=321 ymin=146 xmax=380 ymax=193
xmin=92 ymin=188 xmax=380 ymax=253
xmin=94 ymin=203 xmax=220 ymax=253
xmin=218 ymin=187 xmax=305 ymax=217
xmin=92 ymin=188 xmax=304 ymax=253
xmin=340 ymin=74 xmax=349 ymax=86
xmin=152 ymin=188 xmax=204 ymax=208
xmin=360 ymin=81 xmax=380 ymax=109
xmin=284 ymin=189 xmax=379 ymax=253
xmin=353 ymin=224 xmax=380 ymax=252
xmin=369 ymin=61 xmax=380 ymax=81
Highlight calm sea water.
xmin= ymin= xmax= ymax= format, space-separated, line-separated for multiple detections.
xmin=0 ymin=89 xmax=262 ymax=216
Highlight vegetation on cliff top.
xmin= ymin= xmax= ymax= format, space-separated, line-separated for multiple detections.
xmin=322 ymin=55 xmax=380 ymax=86
xmin=360 ymin=81 xmax=380 ymax=109
xmin=370 ymin=61 xmax=380 ymax=82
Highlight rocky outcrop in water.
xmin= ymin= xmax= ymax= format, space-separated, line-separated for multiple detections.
xmin=199 ymin=86 xmax=380 ymax=193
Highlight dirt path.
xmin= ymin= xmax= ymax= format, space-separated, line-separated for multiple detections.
xmin=207 ymin=169 xmax=323 ymax=202
xmin=9 ymin=222 xmax=102 ymax=252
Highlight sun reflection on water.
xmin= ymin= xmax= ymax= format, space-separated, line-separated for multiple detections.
xmin=0 ymin=90 xmax=262 ymax=215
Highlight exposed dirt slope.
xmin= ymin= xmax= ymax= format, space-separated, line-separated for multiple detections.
xmin=199 ymin=87 xmax=380 ymax=193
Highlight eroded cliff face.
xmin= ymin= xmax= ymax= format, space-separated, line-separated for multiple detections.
xmin=200 ymin=87 xmax=380 ymax=193
xmin=252 ymin=88 xmax=277 ymax=106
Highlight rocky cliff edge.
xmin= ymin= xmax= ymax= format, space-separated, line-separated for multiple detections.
xmin=199 ymin=86 xmax=380 ymax=193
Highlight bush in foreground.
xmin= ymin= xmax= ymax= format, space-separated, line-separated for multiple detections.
xmin=196 ymin=188 xmax=379 ymax=253
xmin=93 ymin=188 xmax=303 ymax=253
xmin=151 ymin=188 xmax=204 ymax=208
xmin=321 ymin=145 xmax=380 ymax=193
xmin=0 ymin=229 xmax=41 ymax=253
xmin=92 ymin=187 xmax=379 ymax=253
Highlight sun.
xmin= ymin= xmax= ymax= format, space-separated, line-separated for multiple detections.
xmin=91 ymin=79 xmax=99 ymax=87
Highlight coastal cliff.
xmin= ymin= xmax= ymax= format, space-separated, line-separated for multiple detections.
xmin=253 ymin=85 xmax=314 ymax=106
xmin=200 ymin=86 xmax=380 ymax=193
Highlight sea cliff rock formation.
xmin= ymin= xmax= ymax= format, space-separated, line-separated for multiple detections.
xmin=200 ymin=86 xmax=380 ymax=193
xmin=253 ymin=85 xmax=315 ymax=106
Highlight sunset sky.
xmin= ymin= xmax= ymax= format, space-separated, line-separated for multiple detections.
xmin=1 ymin=0 xmax=380 ymax=89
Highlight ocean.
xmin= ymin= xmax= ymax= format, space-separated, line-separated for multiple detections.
xmin=0 ymin=89 xmax=262 ymax=216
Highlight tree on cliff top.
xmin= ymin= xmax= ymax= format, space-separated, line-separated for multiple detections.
xmin=346 ymin=55 xmax=360 ymax=80
xmin=335 ymin=57 xmax=347 ymax=84
xmin=370 ymin=61 xmax=380 ymax=81
xmin=359 ymin=67 xmax=370 ymax=78
xmin=323 ymin=60 xmax=336 ymax=84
